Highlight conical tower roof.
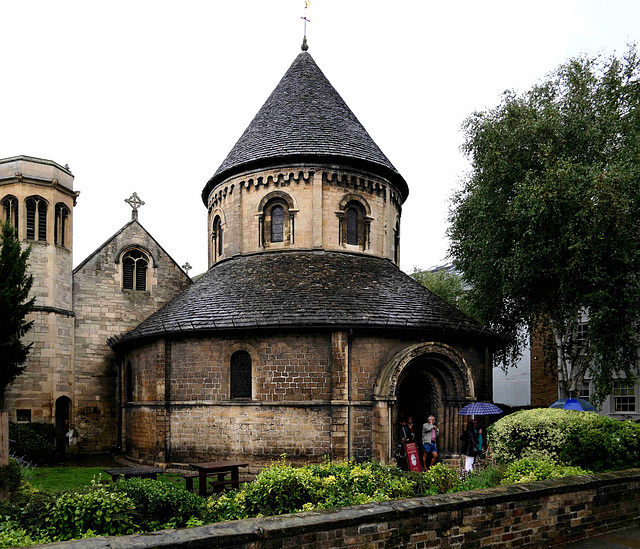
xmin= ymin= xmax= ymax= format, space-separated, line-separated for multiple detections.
xmin=201 ymin=51 xmax=408 ymax=204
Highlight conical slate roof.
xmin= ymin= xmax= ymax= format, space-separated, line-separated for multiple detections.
xmin=110 ymin=251 xmax=489 ymax=348
xmin=201 ymin=51 xmax=409 ymax=205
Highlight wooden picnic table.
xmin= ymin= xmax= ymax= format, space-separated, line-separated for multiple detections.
xmin=103 ymin=466 xmax=165 ymax=482
xmin=190 ymin=461 xmax=249 ymax=496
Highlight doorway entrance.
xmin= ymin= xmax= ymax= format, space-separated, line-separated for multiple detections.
xmin=55 ymin=396 xmax=71 ymax=456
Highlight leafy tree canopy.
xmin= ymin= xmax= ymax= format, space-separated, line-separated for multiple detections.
xmin=410 ymin=266 xmax=477 ymax=320
xmin=448 ymin=45 xmax=640 ymax=405
xmin=0 ymin=221 xmax=35 ymax=396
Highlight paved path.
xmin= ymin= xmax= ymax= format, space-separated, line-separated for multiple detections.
xmin=551 ymin=524 xmax=640 ymax=548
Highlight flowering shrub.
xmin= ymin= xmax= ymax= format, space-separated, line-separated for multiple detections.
xmin=489 ymin=408 xmax=640 ymax=472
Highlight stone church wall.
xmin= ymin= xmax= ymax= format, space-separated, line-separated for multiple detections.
xmin=207 ymin=167 xmax=402 ymax=268
xmin=122 ymin=330 xmax=489 ymax=465
xmin=73 ymin=221 xmax=191 ymax=452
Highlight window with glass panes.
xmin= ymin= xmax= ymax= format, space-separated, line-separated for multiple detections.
xmin=613 ymin=381 xmax=636 ymax=413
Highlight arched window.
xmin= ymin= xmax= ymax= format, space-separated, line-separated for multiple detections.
xmin=126 ymin=361 xmax=134 ymax=402
xmin=346 ymin=207 xmax=359 ymax=245
xmin=270 ymin=205 xmax=284 ymax=243
xmin=259 ymin=192 xmax=296 ymax=247
xmin=26 ymin=196 xmax=48 ymax=241
xmin=394 ymin=220 xmax=400 ymax=264
xmin=230 ymin=350 xmax=252 ymax=399
xmin=338 ymin=198 xmax=369 ymax=250
xmin=122 ymin=249 xmax=149 ymax=291
xmin=212 ymin=215 xmax=223 ymax=261
xmin=2 ymin=195 xmax=18 ymax=231
xmin=54 ymin=203 xmax=70 ymax=247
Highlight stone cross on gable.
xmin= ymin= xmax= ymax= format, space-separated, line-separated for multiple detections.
xmin=125 ymin=192 xmax=145 ymax=220
xmin=182 ymin=262 xmax=192 ymax=276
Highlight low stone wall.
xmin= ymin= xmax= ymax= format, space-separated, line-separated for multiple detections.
xmin=38 ymin=469 xmax=640 ymax=549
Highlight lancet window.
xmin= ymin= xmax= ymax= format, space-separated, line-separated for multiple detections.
xmin=2 ymin=195 xmax=18 ymax=231
xmin=26 ymin=196 xmax=48 ymax=241
xmin=212 ymin=215 xmax=223 ymax=261
xmin=54 ymin=203 xmax=70 ymax=247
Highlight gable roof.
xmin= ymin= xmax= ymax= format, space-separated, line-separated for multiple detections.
xmin=73 ymin=218 xmax=191 ymax=280
xmin=109 ymin=251 xmax=491 ymax=349
xmin=201 ymin=51 xmax=408 ymax=205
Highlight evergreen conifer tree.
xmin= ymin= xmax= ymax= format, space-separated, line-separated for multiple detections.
xmin=0 ymin=221 xmax=34 ymax=401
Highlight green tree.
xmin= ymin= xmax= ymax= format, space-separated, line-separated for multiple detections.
xmin=410 ymin=266 xmax=477 ymax=320
xmin=0 ymin=221 xmax=35 ymax=399
xmin=448 ymin=46 xmax=640 ymax=405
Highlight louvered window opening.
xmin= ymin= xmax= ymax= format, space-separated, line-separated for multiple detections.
xmin=346 ymin=208 xmax=358 ymax=245
xmin=230 ymin=351 xmax=252 ymax=399
xmin=55 ymin=204 xmax=69 ymax=247
xmin=2 ymin=196 xmax=18 ymax=230
xmin=271 ymin=205 xmax=284 ymax=242
xmin=122 ymin=250 xmax=148 ymax=291
xmin=26 ymin=197 xmax=47 ymax=241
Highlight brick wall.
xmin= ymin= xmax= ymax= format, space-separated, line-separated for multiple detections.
xmin=52 ymin=469 xmax=640 ymax=549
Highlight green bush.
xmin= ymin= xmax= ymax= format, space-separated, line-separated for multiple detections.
xmin=0 ymin=517 xmax=49 ymax=549
xmin=242 ymin=459 xmax=322 ymax=516
xmin=421 ymin=463 xmax=461 ymax=494
xmin=500 ymin=458 xmax=588 ymax=485
xmin=9 ymin=423 xmax=57 ymax=465
xmin=0 ymin=459 xmax=23 ymax=494
xmin=458 ymin=466 xmax=504 ymax=492
xmin=205 ymin=458 xmax=416 ymax=523
xmin=113 ymin=478 xmax=205 ymax=530
xmin=489 ymin=408 xmax=640 ymax=472
xmin=43 ymin=485 xmax=138 ymax=541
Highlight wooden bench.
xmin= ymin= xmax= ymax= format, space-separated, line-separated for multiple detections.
xmin=103 ymin=467 xmax=165 ymax=482
xmin=181 ymin=472 xmax=199 ymax=492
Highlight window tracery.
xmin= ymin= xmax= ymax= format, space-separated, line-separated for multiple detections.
xmin=26 ymin=196 xmax=48 ymax=241
xmin=122 ymin=249 xmax=149 ymax=291
xmin=2 ymin=195 xmax=18 ymax=232
xmin=55 ymin=203 xmax=70 ymax=247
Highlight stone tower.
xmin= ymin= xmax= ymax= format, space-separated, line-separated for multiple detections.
xmin=0 ymin=156 xmax=78 ymax=452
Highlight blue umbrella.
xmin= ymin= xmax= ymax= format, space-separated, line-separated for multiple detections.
xmin=458 ymin=402 xmax=503 ymax=416
xmin=549 ymin=398 xmax=596 ymax=412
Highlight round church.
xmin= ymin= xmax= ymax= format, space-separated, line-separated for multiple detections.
xmin=109 ymin=45 xmax=496 ymax=467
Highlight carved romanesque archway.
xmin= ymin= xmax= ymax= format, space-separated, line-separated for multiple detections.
xmin=373 ymin=342 xmax=476 ymax=463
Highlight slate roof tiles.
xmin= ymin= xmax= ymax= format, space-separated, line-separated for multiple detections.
xmin=111 ymin=251 xmax=488 ymax=347
xmin=201 ymin=51 xmax=409 ymax=204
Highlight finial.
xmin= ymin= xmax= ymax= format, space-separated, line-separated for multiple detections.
xmin=125 ymin=192 xmax=145 ymax=221
xmin=301 ymin=0 xmax=310 ymax=50
xmin=182 ymin=262 xmax=192 ymax=276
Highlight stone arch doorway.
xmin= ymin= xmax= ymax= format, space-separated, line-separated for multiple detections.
xmin=373 ymin=342 xmax=475 ymax=462
xmin=55 ymin=396 xmax=71 ymax=456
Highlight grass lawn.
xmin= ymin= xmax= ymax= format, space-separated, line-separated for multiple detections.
xmin=25 ymin=467 xmax=193 ymax=492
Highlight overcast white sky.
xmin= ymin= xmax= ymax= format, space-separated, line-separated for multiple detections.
xmin=2 ymin=1 xmax=639 ymax=276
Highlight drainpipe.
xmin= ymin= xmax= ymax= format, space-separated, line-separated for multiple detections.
xmin=348 ymin=329 xmax=353 ymax=460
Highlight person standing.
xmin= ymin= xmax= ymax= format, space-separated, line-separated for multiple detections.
xmin=421 ymin=415 xmax=439 ymax=471
xmin=461 ymin=420 xmax=480 ymax=472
